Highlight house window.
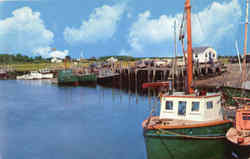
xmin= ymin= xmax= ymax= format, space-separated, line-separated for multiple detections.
xmin=207 ymin=101 xmax=213 ymax=109
xmin=192 ymin=102 xmax=200 ymax=112
xmin=178 ymin=101 xmax=186 ymax=115
xmin=165 ymin=101 xmax=173 ymax=110
xmin=205 ymin=54 xmax=208 ymax=57
xmin=213 ymin=54 xmax=215 ymax=58
xmin=195 ymin=54 xmax=198 ymax=58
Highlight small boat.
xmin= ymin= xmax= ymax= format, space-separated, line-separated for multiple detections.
xmin=57 ymin=69 xmax=79 ymax=86
xmin=16 ymin=71 xmax=54 ymax=80
xmin=226 ymin=97 xmax=250 ymax=159
xmin=142 ymin=0 xmax=232 ymax=159
xmin=39 ymin=69 xmax=54 ymax=79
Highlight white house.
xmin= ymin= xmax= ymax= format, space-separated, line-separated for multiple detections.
xmin=106 ymin=57 xmax=118 ymax=63
xmin=190 ymin=47 xmax=217 ymax=63
xmin=51 ymin=57 xmax=63 ymax=63
xmin=153 ymin=59 xmax=167 ymax=67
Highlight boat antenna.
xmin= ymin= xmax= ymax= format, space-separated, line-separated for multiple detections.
xmin=243 ymin=0 xmax=249 ymax=86
xmin=185 ymin=0 xmax=194 ymax=94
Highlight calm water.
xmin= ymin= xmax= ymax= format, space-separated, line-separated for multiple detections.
xmin=0 ymin=80 xmax=155 ymax=159
xmin=0 ymin=80 xmax=244 ymax=159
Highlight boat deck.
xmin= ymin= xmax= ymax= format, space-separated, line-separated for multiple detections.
xmin=226 ymin=128 xmax=250 ymax=146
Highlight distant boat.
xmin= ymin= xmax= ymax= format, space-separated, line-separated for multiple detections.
xmin=57 ymin=69 xmax=79 ymax=86
xmin=16 ymin=71 xmax=53 ymax=80
xmin=142 ymin=0 xmax=232 ymax=159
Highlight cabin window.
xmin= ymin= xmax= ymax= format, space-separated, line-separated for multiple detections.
xmin=178 ymin=101 xmax=186 ymax=116
xmin=165 ymin=101 xmax=173 ymax=110
xmin=192 ymin=102 xmax=200 ymax=112
xmin=207 ymin=101 xmax=213 ymax=109
xmin=242 ymin=113 xmax=250 ymax=120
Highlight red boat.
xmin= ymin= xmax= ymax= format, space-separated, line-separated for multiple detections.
xmin=226 ymin=101 xmax=250 ymax=159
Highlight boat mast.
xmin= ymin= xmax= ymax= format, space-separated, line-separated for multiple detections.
xmin=243 ymin=0 xmax=249 ymax=85
xmin=185 ymin=0 xmax=194 ymax=94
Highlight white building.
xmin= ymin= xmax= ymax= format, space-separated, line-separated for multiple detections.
xmin=106 ymin=57 xmax=118 ymax=63
xmin=153 ymin=59 xmax=167 ymax=67
xmin=191 ymin=47 xmax=217 ymax=63
xmin=51 ymin=57 xmax=63 ymax=63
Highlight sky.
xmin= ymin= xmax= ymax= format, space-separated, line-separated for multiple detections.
xmin=0 ymin=0 xmax=247 ymax=58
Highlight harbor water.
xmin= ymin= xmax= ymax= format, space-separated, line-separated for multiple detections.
xmin=0 ymin=80 xmax=244 ymax=159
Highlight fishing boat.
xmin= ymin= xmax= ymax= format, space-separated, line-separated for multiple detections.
xmin=16 ymin=71 xmax=53 ymax=80
xmin=57 ymin=69 xmax=79 ymax=86
xmin=142 ymin=0 xmax=232 ymax=159
xmin=226 ymin=97 xmax=250 ymax=159
xmin=57 ymin=56 xmax=79 ymax=86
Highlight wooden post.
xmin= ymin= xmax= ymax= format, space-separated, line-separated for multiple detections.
xmin=153 ymin=69 xmax=156 ymax=82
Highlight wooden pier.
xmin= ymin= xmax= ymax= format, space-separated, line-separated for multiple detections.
xmin=116 ymin=62 xmax=225 ymax=92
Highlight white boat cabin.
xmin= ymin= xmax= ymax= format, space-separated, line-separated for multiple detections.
xmin=160 ymin=92 xmax=223 ymax=122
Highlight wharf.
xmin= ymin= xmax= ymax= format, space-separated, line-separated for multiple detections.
xmin=115 ymin=62 xmax=224 ymax=91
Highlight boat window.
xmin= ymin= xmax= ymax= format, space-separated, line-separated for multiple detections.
xmin=207 ymin=101 xmax=213 ymax=109
xmin=243 ymin=113 xmax=250 ymax=120
xmin=178 ymin=101 xmax=186 ymax=116
xmin=192 ymin=102 xmax=200 ymax=112
xmin=165 ymin=101 xmax=173 ymax=110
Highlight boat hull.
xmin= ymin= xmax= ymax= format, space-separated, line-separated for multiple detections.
xmin=57 ymin=69 xmax=79 ymax=86
xmin=144 ymin=122 xmax=232 ymax=159
xmin=227 ymin=140 xmax=250 ymax=159
xmin=77 ymin=74 xmax=97 ymax=85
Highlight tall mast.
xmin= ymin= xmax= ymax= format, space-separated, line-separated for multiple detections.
xmin=185 ymin=0 xmax=194 ymax=94
xmin=243 ymin=0 xmax=249 ymax=85
xmin=172 ymin=20 xmax=177 ymax=91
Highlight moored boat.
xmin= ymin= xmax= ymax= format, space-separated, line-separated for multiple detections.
xmin=142 ymin=0 xmax=232 ymax=158
xmin=57 ymin=69 xmax=79 ymax=86
xmin=226 ymin=98 xmax=250 ymax=159
xmin=143 ymin=91 xmax=232 ymax=159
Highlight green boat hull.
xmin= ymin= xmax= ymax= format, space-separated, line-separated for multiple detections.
xmin=57 ymin=70 xmax=79 ymax=86
xmin=144 ymin=122 xmax=232 ymax=159
xmin=78 ymin=74 xmax=96 ymax=84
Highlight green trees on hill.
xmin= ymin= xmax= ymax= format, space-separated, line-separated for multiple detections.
xmin=0 ymin=54 xmax=50 ymax=64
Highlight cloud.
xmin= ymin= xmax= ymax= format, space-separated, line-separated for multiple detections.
xmin=64 ymin=3 xmax=126 ymax=44
xmin=0 ymin=7 xmax=54 ymax=56
xmin=34 ymin=47 xmax=68 ymax=58
xmin=128 ymin=0 xmax=241 ymax=56
xmin=50 ymin=50 xmax=68 ymax=59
